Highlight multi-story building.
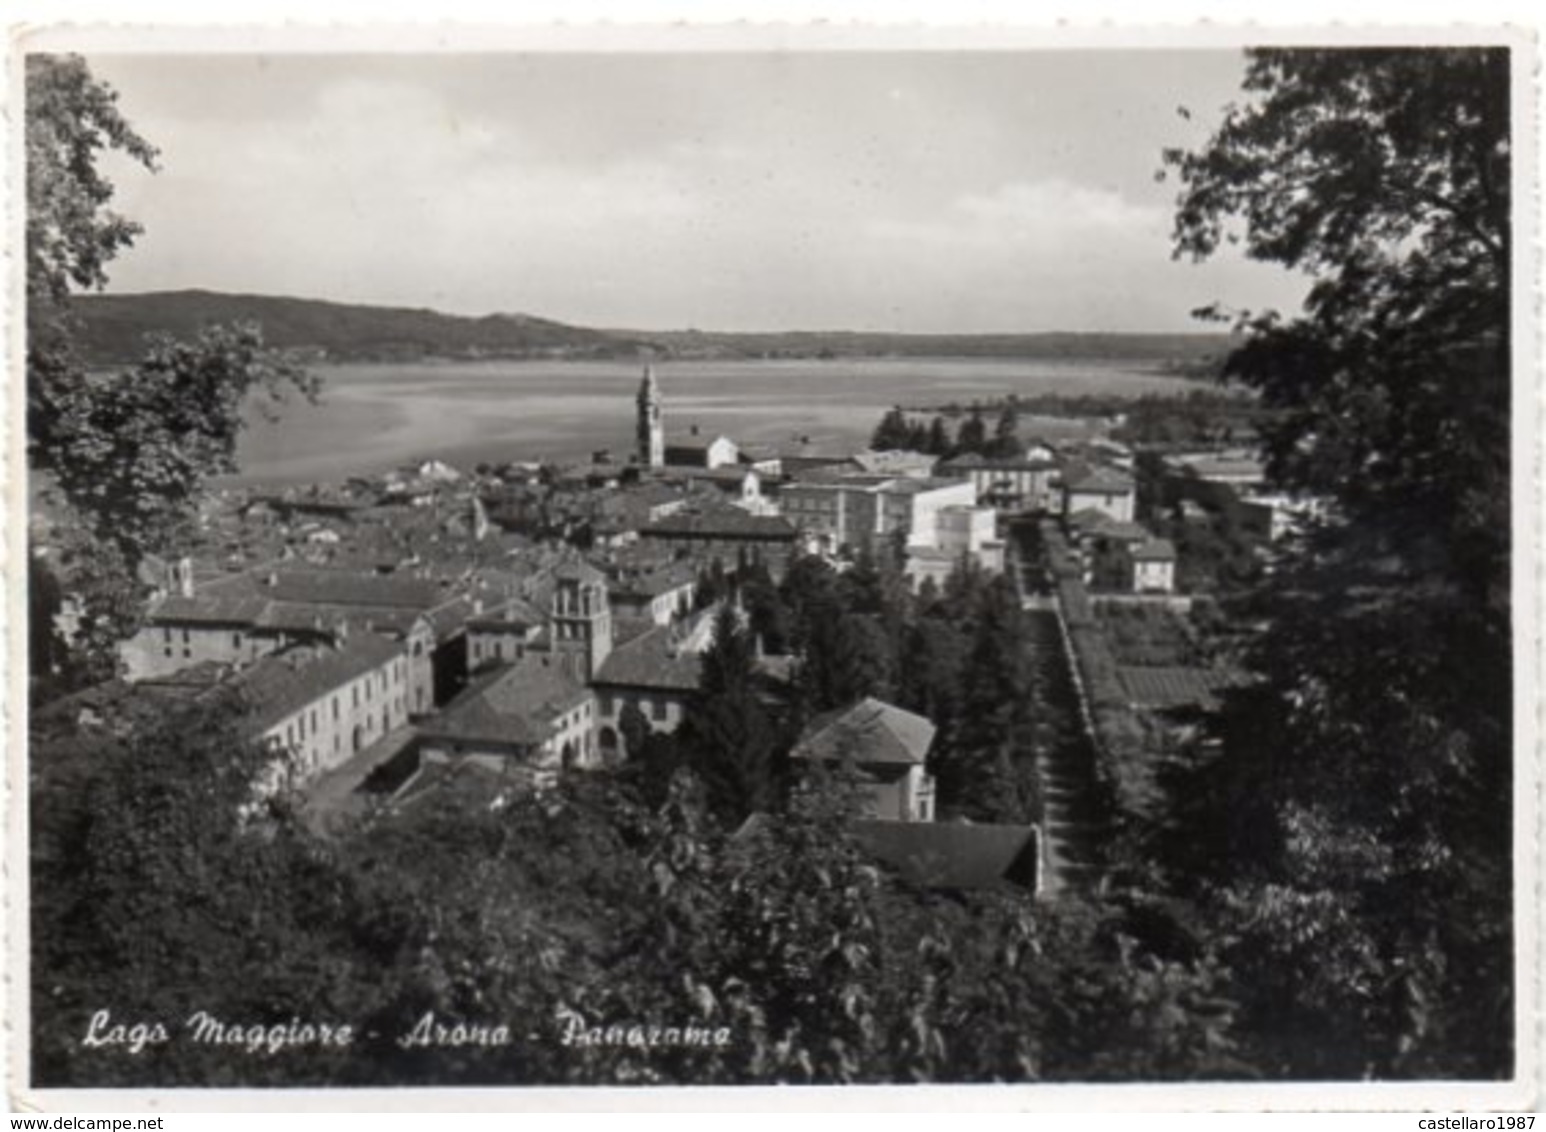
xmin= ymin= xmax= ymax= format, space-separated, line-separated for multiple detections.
xmin=639 ymin=508 xmax=798 ymax=577
xmin=790 ymin=697 xmax=938 ymax=822
xmin=936 ymin=453 xmax=1060 ymax=513
xmin=121 ymin=567 xmax=492 ymax=717
xmin=1060 ymin=464 xmax=1136 ymax=524
xmin=1128 ymin=538 xmax=1178 ymax=594
xmin=779 ymin=473 xmax=978 ymax=558
xmin=242 ymin=630 xmax=412 ymax=788
xmin=591 ymin=613 xmax=715 ymax=760
xmin=605 ymin=561 xmax=697 ymax=625
xmin=416 ymin=651 xmax=599 ymax=786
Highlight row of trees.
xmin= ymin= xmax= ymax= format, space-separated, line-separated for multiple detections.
xmin=633 ymin=549 xmax=1047 ymax=829
xmin=869 ymin=404 xmax=1023 ymax=459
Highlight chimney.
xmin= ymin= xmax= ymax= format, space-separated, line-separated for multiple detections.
xmin=690 ymin=424 xmax=700 ymax=437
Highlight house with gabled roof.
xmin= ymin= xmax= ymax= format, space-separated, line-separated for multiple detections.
xmin=790 ymin=696 xmax=938 ymax=822
xmin=1129 ymin=538 xmax=1178 ymax=594
xmin=589 ymin=612 xmax=712 ymax=761
xmin=1060 ymin=463 xmax=1136 ymax=523
xmin=852 ymin=820 xmax=1041 ymax=893
xmin=665 ymin=430 xmax=739 ymax=470
xmin=415 ymin=651 xmax=598 ymax=786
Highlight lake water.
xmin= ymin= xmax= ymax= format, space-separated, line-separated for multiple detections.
xmin=228 ymin=357 xmax=1202 ymax=487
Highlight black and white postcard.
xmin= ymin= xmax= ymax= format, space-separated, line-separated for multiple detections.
xmin=4 ymin=15 xmax=1540 ymax=1115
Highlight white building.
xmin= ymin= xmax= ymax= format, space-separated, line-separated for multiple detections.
xmin=1129 ymin=539 xmax=1178 ymax=594
xmin=1061 ymin=465 xmax=1136 ymax=524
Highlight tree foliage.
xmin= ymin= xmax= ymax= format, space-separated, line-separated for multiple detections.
xmin=1164 ymin=47 xmax=1513 ymax=1077
xmin=25 ymin=55 xmax=319 ymax=695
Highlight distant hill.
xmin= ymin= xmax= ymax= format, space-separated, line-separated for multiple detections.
xmin=75 ymin=290 xmax=1233 ymax=367
xmin=75 ymin=290 xmax=651 ymax=364
xmin=623 ymin=327 xmax=1233 ymax=365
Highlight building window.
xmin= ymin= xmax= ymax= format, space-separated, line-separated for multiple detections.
xmin=333 ymin=697 xmax=340 ymax=721
xmin=182 ymin=628 xmax=190 ymax=644
xmin=652 ymin=699 xmax=668 ymax=722
xmin=353 ymin=686 xmax=359 ymax=707
xmin=600 ymin=694 xmax=614 ymax=716
xmin=233 ymin=632 xmax=242 ymax=649
xmin=163 ymin=627 xmax=172 ymax=643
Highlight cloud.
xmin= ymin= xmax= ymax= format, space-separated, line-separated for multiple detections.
xmin=91 ymin=51 xmax=1308 ymax=332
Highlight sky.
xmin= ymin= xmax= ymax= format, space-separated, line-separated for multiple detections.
xmin=82 ymin=49 xmax=1313 ymax=333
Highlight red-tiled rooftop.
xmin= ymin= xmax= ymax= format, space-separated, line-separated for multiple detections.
xmin=642 ymin=510 xmax=797 ymax=540
xmin=420 ymin=653 xmax=589 ymax=747
xmin=233 ymin=632 xmax=404 ymax=734
xmin=792 ymin=697 xmax=936 ymax=766
xmin=592 ymin=624 xmax=704 ymax=692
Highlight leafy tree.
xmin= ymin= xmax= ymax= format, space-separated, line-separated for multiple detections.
xmin=990 ymin=403 xmax=1020 ymax=457
xmin=869 ymin=406 xmax=911 ymax=451
xmin=955 ymin=408 xmax=988 ymax=455
xmin=679 ymin=603 xmax=783 ymax=822
xmin=700 ymin=602 xmax=753 ymax=698
xmin=739 ymin=562 xmax=790 ymax=655
xmin=26 ymin=54 xmax=157 ymax=324
xmin=46 ymin=325 xmax=319 ymax=561
xmin=26 ymin=55 xmax=318 ymax=691
xmin=926 ymin=415 xmax=952 ymax=456
xmin=618 ymin=698 xmax=652 ymax=759
xmin=1165 ymin=47 xmax=1512 ymax=1077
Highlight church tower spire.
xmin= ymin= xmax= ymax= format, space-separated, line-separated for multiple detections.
xmin=636 ymin=365 xmax=664 ymax=468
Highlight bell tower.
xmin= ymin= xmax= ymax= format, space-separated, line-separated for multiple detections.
xmin=551 ymin=560 xmax=614 ymax=681
xmin=636 ymin=365 xmax=664 ymax=468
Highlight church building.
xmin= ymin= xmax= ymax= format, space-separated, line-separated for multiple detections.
xmin=637 ymin=366 xmax=665 ymax=468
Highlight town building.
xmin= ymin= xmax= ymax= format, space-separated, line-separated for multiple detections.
xmin=120 ymin=566 xmax=512 ymax=717
xmin=238 ymin=630 xmax=411 ymax=788
xmin=779 ymin=472 xmax=980 ymax=561
xmin=790 ymin=697 xmax=938 ymax=822
xmin=639 ymin=508 xmax=798 ymax=577
xmin=416 ymin=651 xmax=598 ymax=786
xmin=1128 ymin=538 xmax=1178 ymax=594
xmin=849 ymin=449 xmax=939 ymax=479
xmin=665 ymin=430 xmax=740 ymax=470
xmin=667 ymin=465 xmax=773 ymax=515
xmin=1060 ymin=464 xmax=1136 ymax=523
xmin=591 ymin=614 xmax=714 ymax=760
xmin=904 ymin=504 xmax=1005 ymax=590
xmin=936 ymin=452 xmax=1060 ymax=513
xmin=604 ymin=561 xmax=698 ymax=625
